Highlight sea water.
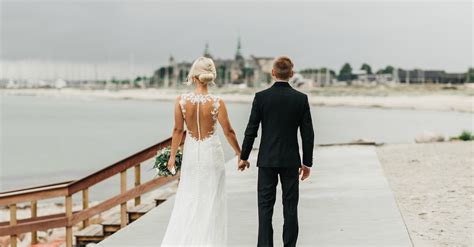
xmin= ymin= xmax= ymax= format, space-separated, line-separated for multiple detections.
xmin=1 ymin=95 xmax=472 ymax=200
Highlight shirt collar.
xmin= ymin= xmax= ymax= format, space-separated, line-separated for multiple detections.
xmin=272 ymin=81 xmax=291 ymax=88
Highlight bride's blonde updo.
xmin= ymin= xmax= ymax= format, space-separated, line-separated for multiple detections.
xmin=186 ymin=57 xmax=216 ymax=86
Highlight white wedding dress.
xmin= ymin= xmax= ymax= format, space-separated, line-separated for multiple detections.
xmin=161 ymin=92 xmax=227 ymax=247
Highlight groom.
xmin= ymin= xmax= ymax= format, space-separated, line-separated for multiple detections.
xmin=239 ymin=56 xmax=315 ymax=247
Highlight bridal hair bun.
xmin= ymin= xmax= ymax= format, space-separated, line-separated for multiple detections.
xmin=198 ymin=73 xmax=215 ymax=84
xmin=186 ymin=57 xmax=217 ymax=86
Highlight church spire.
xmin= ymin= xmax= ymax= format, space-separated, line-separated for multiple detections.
xmin=203 ymin=41 xmax=212 ymax=58
xmin=235 ymin=35 xmax=243 ymax=60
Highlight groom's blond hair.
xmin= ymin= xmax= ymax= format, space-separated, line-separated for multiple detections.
xmin=273 ymin=56 xmax=294 ymax=80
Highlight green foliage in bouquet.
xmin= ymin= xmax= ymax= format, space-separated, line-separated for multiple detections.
xmin=153 ymin=146 xmax=183 ymax=177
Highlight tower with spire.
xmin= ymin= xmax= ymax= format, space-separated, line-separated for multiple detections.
xmin=152 ymin=34 xmax=275 ymax=88
xmin=235 ymin=35 xmax=244 ymax=61
xmin=203 ymin=41 xmax=213 ymax=59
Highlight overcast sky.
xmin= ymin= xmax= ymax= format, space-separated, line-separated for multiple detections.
xmin=0 ymin=0 xmax=472 ymax=79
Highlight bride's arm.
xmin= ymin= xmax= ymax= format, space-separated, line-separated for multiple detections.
xmin=217 ymin=99 xmax=241 ymax=161
xmin=167 ymin=97 xmax=185 ymax=172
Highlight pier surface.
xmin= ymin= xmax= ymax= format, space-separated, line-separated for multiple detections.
xmin=97 ymin=145 xmax=412 ymax=247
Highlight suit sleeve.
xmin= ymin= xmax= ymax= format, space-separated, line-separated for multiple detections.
xmin=240 ymin=94 xmax=261 ymax=161
xmin=300 ymin=95 xmax=314 ymax=167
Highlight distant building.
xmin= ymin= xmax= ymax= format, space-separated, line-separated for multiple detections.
xmin=299 ymin=68 xmax=335 ymax=86
xmin=151 ymin=38 xmax=274 ymax=88
xmin=352 ymin=70 xmax=372 ymax=82
xmin=397 ymin=69 xmax=467 ymax=84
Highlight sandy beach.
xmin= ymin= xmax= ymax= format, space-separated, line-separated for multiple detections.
xmin=1 ymin=85 xmax=473 ymax=112
xmin=376 ymin=141 xmax=474 ymax=247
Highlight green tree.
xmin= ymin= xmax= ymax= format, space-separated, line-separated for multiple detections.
xmin=111 ymin=77 xmax=119 ymax=84
xmin=360 ymin=63 xmax=373 ymax=74
xmin=466 ymin=68 xmax=474 ymax=83
xmin=376 ymin=66 xmax=395 ymax=75
xmin=338 ymin=63 xmax=353 ymax=81
xmin=383 ymin=66 xmax=394 ymax=74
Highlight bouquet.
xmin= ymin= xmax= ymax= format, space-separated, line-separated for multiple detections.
xmin=153 ymin=146 xmax=183 ymax=177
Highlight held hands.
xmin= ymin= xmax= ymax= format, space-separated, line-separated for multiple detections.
xmin=167 ymin=158 xmax=177 ymax=175
xmin=238 ymin=159 xmax=250 ymax=171
xmin=299 ymin=164 xmax=311 ymax=181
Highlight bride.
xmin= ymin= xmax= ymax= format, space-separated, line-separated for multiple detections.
xmin=161 ymin=57 xmax=246 ymax=246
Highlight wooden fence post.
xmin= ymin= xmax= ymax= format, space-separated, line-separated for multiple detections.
xmin=31 ymin=200 xmax=38 ymax=244
xmin=10 ymin=204 xmax=17 ymax=247
xmin=134 ymin=164 xmax=141 ymax=206
xmin=65 ymin=195 xmax=73 ymax=247
xmin=82 ymin=189 xmax=90 ymax=228
xmin=120 ymin=170 xmax=127 ymax=228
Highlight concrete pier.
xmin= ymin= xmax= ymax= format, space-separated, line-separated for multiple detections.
xmin=97 ymin=145 xmax=412 ymax=247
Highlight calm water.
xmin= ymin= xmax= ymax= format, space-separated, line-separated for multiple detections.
xmin=1 ymin=95 xmax=472 ymax=200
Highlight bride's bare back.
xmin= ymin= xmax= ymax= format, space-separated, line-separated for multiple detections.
xmin=168 ymin=89 xmax=241 ymax=168
xmin=179 ymin=92 xmax=220 ymax=141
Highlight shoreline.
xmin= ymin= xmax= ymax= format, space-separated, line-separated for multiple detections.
xmin=1 ymin=88 xmax=473 ymax=113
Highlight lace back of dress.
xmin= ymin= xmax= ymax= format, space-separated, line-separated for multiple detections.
xmin=179 ymin=93 xmax=220 ymax=142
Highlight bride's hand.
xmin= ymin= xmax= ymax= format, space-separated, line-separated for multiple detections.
xmin=167 ymin=158 xmax=177 ymax=175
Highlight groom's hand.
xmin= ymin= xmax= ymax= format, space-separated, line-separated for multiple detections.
xmin=299 ymin=165 xmax=311 ymax=181
xmin=238 ymin=160 xmax=250 ymax=171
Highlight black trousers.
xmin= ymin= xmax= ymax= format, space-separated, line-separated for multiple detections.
xmin=257 ymin=167 xmax=299 ymax=247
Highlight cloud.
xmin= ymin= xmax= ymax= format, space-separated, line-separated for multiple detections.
xmin=1 ymin=0 xmax=471 ymax=78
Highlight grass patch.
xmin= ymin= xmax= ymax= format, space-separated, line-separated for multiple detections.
xmin=451 ymin=130 xmax=473 ymax=141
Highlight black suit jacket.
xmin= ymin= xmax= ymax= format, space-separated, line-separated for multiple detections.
xmin=240 ymin=81 xmax=315 ymax=168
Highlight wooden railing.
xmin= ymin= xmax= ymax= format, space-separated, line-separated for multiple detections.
xmin=0 ymin=133 xmax=186 ymax=247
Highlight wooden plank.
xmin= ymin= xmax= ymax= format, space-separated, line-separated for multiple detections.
xmin=69 ymin=175 xmax=179 ymax=226
xmin=318 ymin=141 xmax=377 ymax=147
xmin=75 ymin=224 xmax=104 ymax=246
xmin=102 ymin=213 xmax=120 ymax=225
xmin=0 ymin=180 xmax=72 ymax=196
xmin=68 ymin=137 xmax=174 ymax=194
xmin=102 ymin=214 xmax=121 ymax=237
xmin=127 ymin=203 xmax=155 ymax=214
xmin=0 ymin=186 xmax=70 ymax=206
xmin=75 ymin=224 xmax=103 ymax=237
xmin=154 ymin=189 xmax=176 ymax=206
xmin=127 ymin=203 xmax=155 ymax=223
xmin=0 ymin=211 xmax=79 ymax=227
xmin=0 ymin=212 xmax=81 ymax=236
xmin=154 ymin=189 xmax=175 ymax=200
